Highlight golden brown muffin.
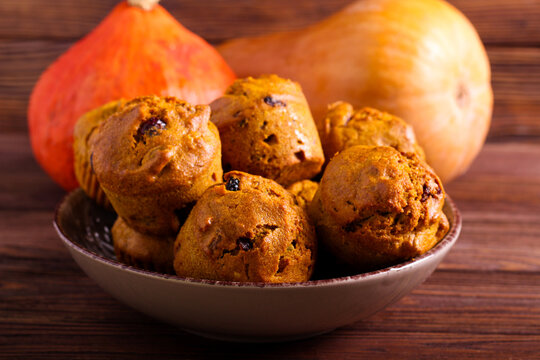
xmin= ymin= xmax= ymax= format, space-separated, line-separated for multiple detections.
xmin=321 ymin=102 xmax=425 ymax=162
xmin=112 ymin=217 xmax=175 ymax=274
xmin=174 ymin=171 xmax=317 ymax=283
xmin=73 ymin=99 xmax=125 ymax=208
xmin=91 ymin=95 xmax=223 ymax=236
xmin=308 ymin=145 xmax=449 ymax=271
xmin=210 ymin=75 xmax=324 ymax=186
xmin=286 ymin=180 xmax=319 ymax=211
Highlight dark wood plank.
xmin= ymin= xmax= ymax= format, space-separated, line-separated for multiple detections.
xmin=444 ymin=142 xmax=540 ymax=272
xmin=489 ymin=47 xmax=540 ymax=139
xmin=450 ymin=0 xmax=540 ymax=46
xmin=442 ymin=209 xmax=540 ymax=272
xmin=447 ymin=142 xmax=540 ymax=207
xmin=0 ymin=0 xmax=538 ymax=46
xmin=1 ymin=41 xmax=539 ymax=140
xmin=0 ymin=134 xmax=64 ymax=211
xmin=1 ymin=210 xmax=539 ymax=359
xmin=0 ymin=40 xmax=70 ymax=134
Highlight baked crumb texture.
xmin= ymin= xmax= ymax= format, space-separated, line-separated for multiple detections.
xmin=287 ymin=179 xmax=319 ymax=211
xmin=112 ymin=217 xmax=175 ymax=274
xmin=321 ymin=102 xmax=425 ymax=163
xmin=73 ymin=99 xmax=126 ymax=208
xmin=309 ymin=145 xmax=449 ymax=271
xmin=91 ymin=95 xmax=223 ymax=236
xmin=174 ymin=171 xmax=317 ymax=283
xmin=210 ymin=75 xmax=324 ymax=186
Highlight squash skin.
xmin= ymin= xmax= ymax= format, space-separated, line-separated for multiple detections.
xmin=218 ymin=0 xmax=492 ymax=183
xmin=29 ymin=1 xmax=235 ymax=190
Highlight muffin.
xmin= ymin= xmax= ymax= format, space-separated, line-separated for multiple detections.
xmin=73 ymin=99 xmax=125 ymax=208
xmin=309 ymin=145 xmax=449 ymax=271
xmin=174 ymin=171 xmax=317 ymax=283
xmin=112 ymin=217 xmax=175 ymax=274
xmin=321 ymin=102 xmax=425 ymax=162
xmin=91 ymin=95 xmax=222 ymax=236
xmin=286 ymin=180 xmax=319 ymax=211
xmin=210 ymin=75 xmax=324 ymax=186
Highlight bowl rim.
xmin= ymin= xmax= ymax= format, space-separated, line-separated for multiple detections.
xmin=54 ymin=190 xmax=461 ymax=289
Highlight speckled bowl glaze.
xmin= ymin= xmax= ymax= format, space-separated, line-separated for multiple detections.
xmin=54 ymin=189 xmax=461 ymax=342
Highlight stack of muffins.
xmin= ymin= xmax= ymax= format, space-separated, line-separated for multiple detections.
xmin=74 ymin=74 xmax=449 ymax=282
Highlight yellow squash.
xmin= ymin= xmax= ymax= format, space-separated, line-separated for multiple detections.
xmin=218 ymin=0 xmax=493 ymax=182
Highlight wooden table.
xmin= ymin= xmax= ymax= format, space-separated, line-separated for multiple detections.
xmin=1 ymin=1 xmax=539 ymax=358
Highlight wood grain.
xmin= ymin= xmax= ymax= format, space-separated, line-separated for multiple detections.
xmin=0 ymin=40 xmax=70 ymax=134
xmin=490 ymin=47 xmax=540 ymax=139
xmin=1 ymin=208 xmax=539 ymax=358
xmin=0 ymin=0 xmax=538 ymax=46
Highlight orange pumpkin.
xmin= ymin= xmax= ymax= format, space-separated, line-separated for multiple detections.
xmin=28 ymin=0 xmax=235 ymax=190
xmin=218 ymin=0 xmax=493 ymax=183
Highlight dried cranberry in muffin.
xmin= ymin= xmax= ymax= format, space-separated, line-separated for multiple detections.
xmin=174 ymin=171 xmax=317 ymax=283
xmin=309 ymin=145 xmax=448 ymax=271
xmin=210 ymin=75 xmax=324 ymax=186
xmin=91 ymin=95 xmax=222 ymax=236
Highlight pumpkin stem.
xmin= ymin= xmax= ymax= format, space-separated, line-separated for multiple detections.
xmin=127 ymin=0 xmax=160 ymax=11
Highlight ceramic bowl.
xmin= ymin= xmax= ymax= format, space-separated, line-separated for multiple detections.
xmin=54 ymin=189 xmax=461 ymax=342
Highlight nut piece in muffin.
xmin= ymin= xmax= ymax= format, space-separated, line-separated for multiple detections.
xmin=286 ymin=180 xmax=319 ymax=211
xmin=73 ymin=99 xmax=125 ymax=208
xmin=91 ymin=96 xmax=222 ymax=236
xmin=321 ymin=102 xmax=425 ymax=162
xmin=308 ymin=145 xmax=449 ymax=271
xmin=112 ymin=217 xmax=175 ymax=274
xmin=210 ymin=75 xmax=324 ymax=186
xmin=174 ymin=171 xmax=317 ymax=283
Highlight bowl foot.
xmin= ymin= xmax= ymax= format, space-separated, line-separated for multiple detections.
xmin=181 ymin=327 xmax=336 ymax=343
